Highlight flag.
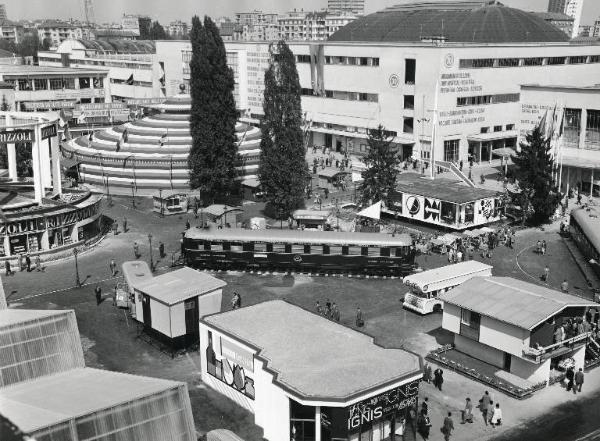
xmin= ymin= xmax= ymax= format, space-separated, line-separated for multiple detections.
xmin=125 ymin=73 xmax=134 ymax=85
xmin=58 ymin=109 xmax=68 ymax=127
xmin=158 ymin=132 xmax=167 ymax=146
xmin=357 ymin=201 xmax=381 ymax=220
xmin=77 ymin=112 xmax=87 ymax=124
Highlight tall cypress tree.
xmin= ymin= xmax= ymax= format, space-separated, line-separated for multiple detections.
xmin=188 ymin=16 xmax=239 ymax=203
xmin=259 ymin=40 xmax=309 ymax=218
xmin=512 ymin=125 xmax=560 ymax=225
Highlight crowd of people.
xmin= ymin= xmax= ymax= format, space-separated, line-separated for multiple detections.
xmin=314 ymin=299 xmax=341 ymax=322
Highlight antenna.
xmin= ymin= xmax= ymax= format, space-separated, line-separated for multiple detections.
xmin=83 ymin=0 xmax=95 ymax=27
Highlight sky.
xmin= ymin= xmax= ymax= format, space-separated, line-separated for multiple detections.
xmin=3 ymin=0 xmax=600 ymax=25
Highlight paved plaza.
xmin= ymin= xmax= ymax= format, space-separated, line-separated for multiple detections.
xmin=3 ymin=195 xmax=598 ymax=440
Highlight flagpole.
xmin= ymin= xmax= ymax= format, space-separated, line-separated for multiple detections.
xmin=430 ymin=79 xmax=440 ymax=180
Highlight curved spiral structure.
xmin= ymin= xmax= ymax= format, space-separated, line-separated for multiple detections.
xmin=61 ymin=94 xmax=261 ymax=194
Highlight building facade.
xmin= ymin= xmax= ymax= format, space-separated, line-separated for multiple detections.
xmin=533 ymin=12 xmax=574 ymax=37
xmin=278 ymin=9 xmax=357 ymax=41
xmin=0 ymin=19 xmax=23 ymax=44
xmin=36 ymin=20 xmax=88 ymax=46
xmin=235 ymin=10 xmax=279 ymax=26
xmin=520 ymin=84 xmax=600 ymax=196
xmin=548 ymin=0 xmax=567 ymax=13
xmin=167 ymin=20 xmax=188 ymax=38
xmin=327 ymin=0 xmax=365 ymax=15
xmin=565 ymin=0 xmax=585 ymax=38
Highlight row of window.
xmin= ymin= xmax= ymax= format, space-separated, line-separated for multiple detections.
xmin=457 ymin=93 xmax=520 ymax=107
xmin=295 ymin=55 xmax=380 ymax=66
xmin=480 ymin=124 xmax=515 ymax=134
xmin=301 ymin=88 xmax=378 ymax=102
xmin=109 ymin=78 xmax=153 ymax=88
xmin=199 ymin=241 xmax=411 ymax=257
xmin=459 ymin=55 xmax=600 ymax=69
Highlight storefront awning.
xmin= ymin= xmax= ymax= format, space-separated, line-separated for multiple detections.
xmin=467 ymin=130 xmax=518 ymax=142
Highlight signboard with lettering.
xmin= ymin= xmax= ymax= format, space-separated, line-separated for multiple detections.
xmin=41 ymin=125 xmax=57 ymax=140
xmin=0 ymin=129 xmax=34 ymax=145
xmin=221 ymin=338 xmax=254 ymax=373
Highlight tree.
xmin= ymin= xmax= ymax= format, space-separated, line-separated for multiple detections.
xmin=511 ymin=125 xmax=560 ymax=225
xmin=258 ymin=40 xmax=309 ymax=218
xmin=149 ymin=21 xmax=168 ymax=40
xmin=359 ymin=125 xmax=401 ymax=205
xmin=188 ymin=16 xmax=239 ymax=203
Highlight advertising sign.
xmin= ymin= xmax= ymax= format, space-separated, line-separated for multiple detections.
xmin=0 ymin=129 xmax=34 ymax=145
xmin=221 ymin=338 xmax=254 ymax=373
xmin=41 ymin=125 xmax=57 ymax=140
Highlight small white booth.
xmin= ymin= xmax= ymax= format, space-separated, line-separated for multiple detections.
xmin=122 ymin=261 xmax=153 ymax=318
xmin=133 ymin=267 xmax=226 ymax=351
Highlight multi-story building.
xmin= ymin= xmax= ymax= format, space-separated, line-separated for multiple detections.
xmin=278 ymin=9 xmax=357 ymax=41
xmin=547 ymin=0 xmax=567 ymax=13
xmin=0 ymin=4 xmax=7 ymax=21
xmin=168 ymin=20 xmax=188 ymax=37
xmin=158 ymin=1 xmax=600 ymax=163
xmin=219 ymin=21 xmax=243 ymax=41
xmin=594 ymin=18 xmax=600 ymax=37
xmin=0 ymin=19 xmax=23 ymax=44
xmin=241 ymin=23 xmax=279 ymax=41
xmin=0 ymin=64 xmax=108 ymax=111
xmin=532 ymin=12 xmax=574 ymax=37
xmin=565 ymin=0 xmax=585 ymax=38
xmin=235 ymin=10 xmax=278 ymax=26
xmin=121 ymin=14 xmax=151 ymax=37
xmin=278 ymin=9 xmax=308 ymax=41
xmin=327 ymin=0 xmax=365 ymax=15
xmin=579 ymin=24 xmax=592 ymax=37
xmin=38 ymin=39 xmax=162 ymax=102
xmin=36 ymin=20 xmax=88 ymax=46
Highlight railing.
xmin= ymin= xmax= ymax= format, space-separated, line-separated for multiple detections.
xmin=523 ymin=332 xmax=590 ymax=363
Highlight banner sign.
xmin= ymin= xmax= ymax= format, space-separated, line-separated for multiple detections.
xmin=126 ymin=98 xmax=167 ymax=105
xmin=76 ymin=102 xmax=126 ymax=111
xmin=221 ymin=338 xmax=254 ymax=373
xmin=41 ymin=125 xmax=57 ymax=140
xmin=0 ymin=129 xmax=34 ymax=145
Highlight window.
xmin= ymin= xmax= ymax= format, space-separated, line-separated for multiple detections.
xmin=494 ymin=125 xmax=502 ymax=132
xmin=564 ymin=108 xmax=581 ymax=148
xmin=404 ymin=95 xmax=414 ymax=109
xmin=569 ymin=56 xmax=587 ymax=64
xmin=63 ymin=78 xmax=75 ymax=89
xmin=329 ymin=246 xmax=342 ymax=255
xmin=296 ymin=54 xmax=311 ymax=63
xmin=480 ymin=127 xmax=490 ymax=134
xmin=460 ymin=309 xmax=481 ymax=340
xmin=404 ymin=58 xmax=415 ymax=84
xmin=547 ymin=57 xmax=566 ymax=65
xmin=17 ymin=79 xmax=32 ymax=90
xmin=78 ymin=77 xmax=90 ymax=89
xmin=459 ymin=58 xmax=495 ymax=69
xmin=506 ymin=124 xmax=515 ymax=131
xmin=523 ymin=57 xmax=544 ymax=66
xmin=34 ymin=79 xmax=48 ymax=90
xmin=590 ymin=55 xmax=600 ymax=63
xmin=93 ymin=77 xmax=103 ymax=88
xmin=444 ymin=139 xmax=460 ymax=163
xmin=497 ymin=58 xmax=520 ymax=68
xmin=457 ymin=93 xmax=519 ymax=107
xmin=585 ymin=109 xmax=600 ymax=150
xmin=403 ymin=117 xmax=414 ymax=134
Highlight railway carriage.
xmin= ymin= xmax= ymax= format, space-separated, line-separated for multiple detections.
xmin=184 ymin=228 xmax=416 ymax=276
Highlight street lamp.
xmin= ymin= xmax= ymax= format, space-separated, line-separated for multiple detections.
xmin=159 ymin=188 xmax=164 ymax=217
xmin=73 ymin=247 xmax=81 ymax=287
xmin=131 ymin=181 xmax=136 ymax=208
xmin=148 ymin=233 xmax=154 ymax=272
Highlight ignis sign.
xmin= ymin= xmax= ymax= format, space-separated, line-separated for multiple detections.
xmin=0 ymin=130 xmax=34 ymax=145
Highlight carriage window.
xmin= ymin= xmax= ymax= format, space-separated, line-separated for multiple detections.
xmin=361 ymin=247 xmax=369 ymax=256
xmin=304 ymin=245 xmax=311 ymax=254
xmin=368 ymin=247 xmax=379 ymax=256
xmin=395 ymin=247 xmax=405 ymax=257
xmin=329 ymin=246 xmax=342 ymax=254
xmin=202 ymin=242 xmax=210 ymax=250
xmin=230 ymin=243 xmax=243 ymax=252
xmin=285 ymin=244 xmax=292 ymax=253
xmin=211 ymin=243 xmax=224 ymax=251
xmin=380 ymin=247 xmax=390 ymax=257
xmin=342 ymin=246 xmax=349 ymax=255
xmin=323 ymin=245 xmax=330 ymax=254
xmin=254 ymin=243 xmax=267 ymax=252
xmin=266 ymin=243 xmax=273 ymax=252
xmin=348 ymin=246 xmax=362 ymax=255
xmin=243 ymin=243 xmax=254 ymax=252
xmin=291 ymin=244 xmax=304 ymax=254
xmin=272 ymin=243 xmax=285 ymax=253
xmin=310 ymin=245 xmax=323 ymax=254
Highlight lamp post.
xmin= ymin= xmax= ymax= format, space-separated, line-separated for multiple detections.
xmin=159 ymin=188 xmax=164 ymax=217
xmin=335 ymin=198 xmax=339 ymax=230
xmin=148 ymin=233 xmax=154 ymax=272
xmin=278 ymin=208 xmax=283 ymax=229
xmin=73 ymin=247 xmax=81 ymax=287
xmin=131 ymin=181 xmax=136 ymax=208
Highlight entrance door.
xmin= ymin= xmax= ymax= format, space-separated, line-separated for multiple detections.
xmin=184 ymin=297 xmax=199 ymax=343
xmin=325 ymin=133 xmax=333 ymax=149
xmin=142 ymin=294 xmax=151 ymax=329
xmin=336 ymin=139 xmax=343 ymax=152
xmin=503 ymin=352 xmax=512 ymax=371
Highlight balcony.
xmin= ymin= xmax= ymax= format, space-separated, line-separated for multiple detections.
xmin=523 ymin=332 xmax=591 ymax=364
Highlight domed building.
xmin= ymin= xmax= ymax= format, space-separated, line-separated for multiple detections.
xmin=61 ymin=92 xmax=261 ymax=194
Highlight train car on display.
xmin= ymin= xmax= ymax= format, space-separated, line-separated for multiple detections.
xmin=184 ymin=228 xmax=416 ymax=276
xmin=569 ymin=206 xmax=600 ymax=283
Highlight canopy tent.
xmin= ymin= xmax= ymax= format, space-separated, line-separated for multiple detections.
xmin=357 ymin=201 xmax=381 ymax=220
xmin=492 ymin=147 xmax=516 ymax=158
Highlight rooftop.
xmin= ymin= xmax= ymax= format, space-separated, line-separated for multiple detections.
xmin=121 ymin=261 xmax=153 ymax=290
xmin=329 ymin=1 xmax=571 ymax=43
xmin=439 ymin=277 xmax=598 ymax=330
xmin=394 ymin=173 xmax=502 ymax=204
xmin=0 ymin=64 xmax=106 ymax=76
xmin=0 ymin=367 xmax=184 ymax=433
xmin=532 ymin=11 xmax=574 ymax=21
xmin=73 ymin=39 xmax=156 ymax=54
xmin=203 ymin=300 xmax=421 ymax=401
xmin=0 ymin=308 xmax=70 ymax=328
xmin=404 ymin=261 xmax=493 ymax=288
xmin=134 ymin=267 xmax=227 ymax=305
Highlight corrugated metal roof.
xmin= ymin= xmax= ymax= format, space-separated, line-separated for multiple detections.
xmin=439 ymin=277 xmax=597 ymax=330
xmin=404 ymin=261 xmax=492 ymax=289
xmin=135 ymin=267 xmax=226 ymax=305
xmin=329 ymin=1 xmax=570 ymax=43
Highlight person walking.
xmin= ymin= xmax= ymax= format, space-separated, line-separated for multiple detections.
xmin=159 ymin=241 xmax=165 ymax=258
xmin=541 ymin=240 xmax=547 ymax=255
xmin=434 ymin=368 xmax=444 ymax=391
xmin=561 ymin=279 xmax=569 ymax=293
xmin=423 ymin=363 xmax=432 ymax=384
xmin=112 ymin=221 xmax=118 ymax=235
xmin=185 ymin=219 xmax=191 ymax=230
xmin=417 ymin=409 xmax=431 ymax=440
xmin=331 ymin=303 xmax=340 ymax=322
xmin=566 ymin=367 xmax=575 ymax=392
xmin=133 ymin=242 xmax=140 ymax=259
xmin=536 ymin=240 xmax=542 ymax=254
xmin=479 ymin=391 xmax=491 ymax=425
xmin=35 ymin=255 xmax=41 ymax=272
xmin=231 ymin=292 xmax=241 ymax=310
xmin=4 ymin=259 xmax=12 ymax=276
xmin=25 ymin=254 xmax=31 ymax=272
xmin=315 ymin=301 xmax=323 ymax=315
xmin=123 ymin=216 xmax=128 ymax=233
xmin=543 ymin=265 xmax=550 ymax=282
xmin=442 ymin=412 xmax=454 ymax=441
xmin=355 ymin=307 xmax=364 ymax=327
xmin=575 ymin=368 xmax=584 ymax=393
xmin=461 ymin=398 xmax=473 ymax=424
xmin=94 ymin=284 xmax=102 ymax=306
xmin=490 ymin=403 xmax=502 ymax=427
xmin=421 ymin=397 xmax=429 ymax=415
xmin=109 ymin=258 xmax=117 ymax=277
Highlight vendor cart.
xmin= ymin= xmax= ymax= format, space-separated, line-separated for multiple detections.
xmin=114 ymin=283 xmax=129 ymax=309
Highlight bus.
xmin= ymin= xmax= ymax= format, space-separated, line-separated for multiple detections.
xmin=402 ymin=261 xmax=493 ymax=314
xmin=184 ymin=227 xmax=416 ymax=276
